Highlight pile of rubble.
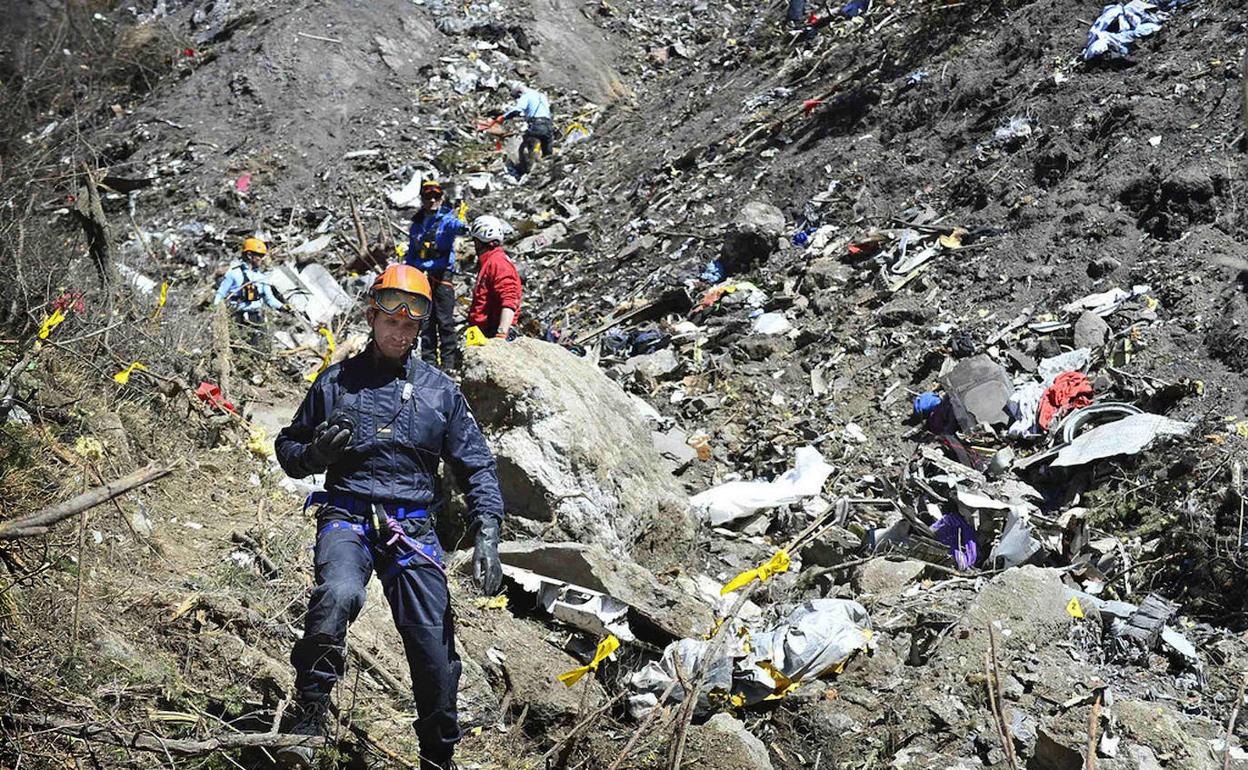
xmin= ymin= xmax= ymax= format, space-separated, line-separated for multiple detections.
xmin=3 ymin=0 xmax=1247 ymax=767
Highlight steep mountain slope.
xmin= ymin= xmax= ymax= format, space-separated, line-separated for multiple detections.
xmin=2 ymin=0 xmax=1247 ymax=768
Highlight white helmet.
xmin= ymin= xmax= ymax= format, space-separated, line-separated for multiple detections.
xmin=471 ymin=215 xmax=509 ymax=245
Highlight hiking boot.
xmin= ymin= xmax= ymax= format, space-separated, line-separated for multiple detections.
xmin=419 ymin=756 xmax=457 ymax=770
xmin=275 ymin=698 xmax=330 ymax=769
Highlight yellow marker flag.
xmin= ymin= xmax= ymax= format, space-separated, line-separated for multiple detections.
xmin=1066 ymin=597 xmax=1085 ymax=619
xmin=151 ymin=281 xmax=170 ymax=320
xmin=305 ymin=327 xmax=337 ymax=382
xmin=457 ymin=200 xmax=469 ymax=223
xmin=465 ymin=325 xmax=487 ymax=347
xmin=721 ymin=549 xmax=791 ymax=596
xmin=38 ymin=307 xmax=66 ymax=340
xmin=113 ymin=361 xmax=148 ymax=384
xmin=558 ymin=635 xmax=620 ymax=687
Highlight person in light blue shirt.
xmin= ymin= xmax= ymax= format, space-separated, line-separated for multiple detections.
xmin=213 ymin=237 xmax=286 ymax=326
xmin=501 ymin=83 xmax=553 ymax=177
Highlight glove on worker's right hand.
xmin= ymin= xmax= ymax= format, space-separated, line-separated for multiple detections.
xmin=306 ymin=413 xmax=354 ymax=470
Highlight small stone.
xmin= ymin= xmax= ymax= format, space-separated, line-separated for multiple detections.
xmin=1073 ymin=311 xmax=1110 ymax=349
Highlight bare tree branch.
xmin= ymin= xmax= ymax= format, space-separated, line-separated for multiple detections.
xmin=0 ymin=463 xmax=174 ymax=540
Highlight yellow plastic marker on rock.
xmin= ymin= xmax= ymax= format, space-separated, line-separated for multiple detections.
xmin=558 ymin=634 xmax=620 ymax=687
xmin=721 ymin=549 xmax=791 ymax=596
xmin=465 ymin=325 xmax=487 ymax=347
xmin=113 ymin=361 xmax=148 ymax=384
xmin=305 ymin=327 xmax=337 ymax=383
xmin=1066 ymin=597 xmax=1085 ymax=619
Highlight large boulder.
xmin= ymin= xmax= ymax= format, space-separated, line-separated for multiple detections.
xmin=461 ymin=339 xmax=694 ymax=568
xmin=719 ymin=200 xmax=786 ymax=275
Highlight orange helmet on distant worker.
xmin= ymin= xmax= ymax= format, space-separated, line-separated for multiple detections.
xmin=368 ymin=264 xmax=432 ymax=320
xmin=242 ymin=237 xmax=267 ymax=256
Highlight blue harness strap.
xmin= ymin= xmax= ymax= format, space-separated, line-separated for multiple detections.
xmin=309 ymin=494 xmax=445 ymax=577
xmin=305 ymin=491 xmax=429 ymax=520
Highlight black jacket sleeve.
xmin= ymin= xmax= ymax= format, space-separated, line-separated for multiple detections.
xmin=276 ymin=375 xmax=330 ymax=478
xmin=441 ymin=385 xmax=504 ymax=528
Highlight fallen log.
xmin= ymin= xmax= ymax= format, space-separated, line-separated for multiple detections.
xmin=0 ymin=463 xmax=174 ymax=540
xmin=10 ymin=713 xmax=326 ymax=756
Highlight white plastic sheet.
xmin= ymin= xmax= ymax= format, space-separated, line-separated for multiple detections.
xmin=753 ymin=312 xmax=792 ymax=335
xmin=628 ymin=638 xmax=734 ymax=718
xmin=691 ymin=446 xmax=833 ymax=526
xmin=388 ymin=170 xmax=424 ymax=207
xmin=736 ymin=599 xmax=874 ymax=702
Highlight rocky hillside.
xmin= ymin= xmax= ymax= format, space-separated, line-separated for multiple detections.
xmin=1 ymin=0 xmax=1247 ymax=768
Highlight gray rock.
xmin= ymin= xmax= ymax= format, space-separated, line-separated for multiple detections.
xmin=461 ymin=339 xmax=693 ymax=566
xmin=1073 ymin=311 xmax=1110 ymax=349
xmin=806 ymin=257 xmax=853 ymax=289
xmin=693 ymin=714 xmax=774 ymax=770
xmin=1087 ymin=256 xmax=1121 ymax=278
xmin=619 ymin=347 xmax=680 ymax=381
xmin=858 ymin=558 xmax=927 ymax=597
xmin=720 ymin=200 xmax=786 ymax=275
xmin=652 ymin=428 xmax=697 ymax=469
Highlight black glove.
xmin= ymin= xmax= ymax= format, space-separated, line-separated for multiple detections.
xmin=306 ymin=412 xmax=354 ymax=470
xmin=472 ymin=519 xmax=503 ymax=595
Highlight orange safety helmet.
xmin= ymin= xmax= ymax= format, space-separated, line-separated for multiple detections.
xmin=368 ymin=264 xmax=432 ymax=320
xmin=242 ymin=237 xmax=267 ymax=255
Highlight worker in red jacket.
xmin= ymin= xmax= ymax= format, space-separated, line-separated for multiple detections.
xmin=466 ymin=216 xmax=522 ymax=340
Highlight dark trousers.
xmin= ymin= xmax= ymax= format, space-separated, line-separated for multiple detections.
xmin=291 ymin=515 xmax=461 ymax=765
xmin=787 ymin=0 xmax=806 ymax=21
xmin=518 ymin=118 xmax=554 ymax=176
xmin=421 ymin=278 xmax=460 ymax=369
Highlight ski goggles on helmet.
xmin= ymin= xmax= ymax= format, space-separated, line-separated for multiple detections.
xmin=371 ymin=288 xmax=431 ymax=320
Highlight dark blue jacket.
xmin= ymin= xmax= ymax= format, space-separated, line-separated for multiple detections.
xmin=406 ymin=207 xmax=468 ymax=276
xmin=275 ymin=345 xmax=503 ymax=526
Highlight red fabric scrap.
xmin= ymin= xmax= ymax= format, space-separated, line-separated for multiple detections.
xmin=803 ymin=98 xmax=824 ymax=116
xmin=195 ymin=381 xmax=236 ymax=414
xmin=234 ymin=173 xmax=251 ymax=194
xmin=1038 ymin=371 xmax=1092 ymax=430
xmin=847 ymin=239 xmax=883 ymax=259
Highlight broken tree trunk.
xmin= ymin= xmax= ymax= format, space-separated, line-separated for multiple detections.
xmin=0 ymin=463 xmax=174 ymax=540
xmin=213 ymin=301 xmax=232 ymax=397
xmin=10 ymin=713 xmax=326 ymax=756
xmin=350 ymin=193 xmax=370 ymax=260
xmin=72 ymin=164 xmax=118 ymax=290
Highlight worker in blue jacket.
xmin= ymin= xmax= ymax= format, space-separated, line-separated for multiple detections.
xmin=501 ymin=83 xmax=553 ymax=177
xmin=406 ymin=180 xmax=467 ymax=370
xmin=274 ymin=265 xmax=504 ymax=770
xmin=212 ymin=237 xmax=286 ymax=324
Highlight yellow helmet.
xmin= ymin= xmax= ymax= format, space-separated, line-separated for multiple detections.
xmin=242 ymin=237 xmax=267 ymax=256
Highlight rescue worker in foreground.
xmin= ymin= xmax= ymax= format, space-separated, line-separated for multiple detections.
xmin=501 ymin=82 xmax=553 ymax=178
xmin=405 ymin=180 xmax=467 ymax=370
xmin=212 ymin=237 xmax=286 ymax=324
xmin=274 ymin=264 xmax=504 ymax=770
xmin=465 ymin=216 xmax=522 ymax=340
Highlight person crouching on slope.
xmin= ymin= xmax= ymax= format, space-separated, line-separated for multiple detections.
xmin=465 ymin=216 xmax=522 ymax=341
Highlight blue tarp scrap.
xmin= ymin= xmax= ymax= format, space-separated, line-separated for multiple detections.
xmin=1082 ymin=0 xmax=1194 ymax=60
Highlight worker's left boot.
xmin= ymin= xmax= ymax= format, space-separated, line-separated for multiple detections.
xmin=276 ymin=697 xmax=330 ymax=769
